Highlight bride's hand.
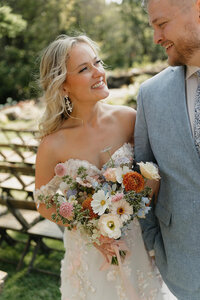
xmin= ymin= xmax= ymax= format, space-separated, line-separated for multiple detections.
xmin=145 ymin=179 xmax=160 ymax=204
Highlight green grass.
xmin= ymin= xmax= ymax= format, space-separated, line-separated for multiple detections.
xmin=0 ymin=231 xmax=64 ymax=300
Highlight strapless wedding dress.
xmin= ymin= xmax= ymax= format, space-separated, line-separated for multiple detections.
xmin=34 ymin=143 xmax=169 ymax=300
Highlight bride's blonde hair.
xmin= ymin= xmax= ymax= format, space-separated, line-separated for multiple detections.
xmin=38 ymin=34 xmax=99 ymax=139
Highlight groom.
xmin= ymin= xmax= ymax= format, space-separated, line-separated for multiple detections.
xmin=134 ymin=0 xmax=200 ymax=299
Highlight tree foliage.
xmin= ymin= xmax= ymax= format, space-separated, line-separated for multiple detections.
xmin=0 ymin=0 xmax=166 ymax=104
xmin=0 ymin=5 xmax=26 ymax=38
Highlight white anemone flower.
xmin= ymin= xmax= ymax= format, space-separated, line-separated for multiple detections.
xmin=91 ymin=190 xmax=111 ymax=215
xmin=68 ymin=195 xmax=78 ymax=204
xmin=111 ymin=199 xmax=133 ymax=223
xmin=98 ymin=213 xmax=122 ymax=239
xmin=115 ymin=166 xmax=131 ymax=184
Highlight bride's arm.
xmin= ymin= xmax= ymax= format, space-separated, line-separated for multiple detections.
xmin=37 ymin=203 xmax=70 ymax=227
xmin=35 ymin=138 xmax=57 ymax=188
xmin=35 ymin=138 xmax=69 ymax=227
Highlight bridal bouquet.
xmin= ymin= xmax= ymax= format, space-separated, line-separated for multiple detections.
xmin=36 ymin=149 xmax=160 ymax=265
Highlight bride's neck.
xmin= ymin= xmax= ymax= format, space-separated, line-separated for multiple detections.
xmin=69 ymin=101 xmax=103 ymax=127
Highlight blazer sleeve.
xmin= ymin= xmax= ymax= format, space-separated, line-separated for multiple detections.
xmin=134 ymin=87 xmax=160 ymax=251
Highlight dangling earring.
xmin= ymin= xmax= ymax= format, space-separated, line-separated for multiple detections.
xmin=64 ymin=96 xmax=73 ymax=113
xmin=63 ymin=95 xmax=83 ymax=125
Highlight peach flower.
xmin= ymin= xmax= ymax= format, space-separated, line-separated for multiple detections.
xmin=111 ymin=193 xmax=124 ymax=202
xmin=103 ymin=168 xmax=117 ymax=182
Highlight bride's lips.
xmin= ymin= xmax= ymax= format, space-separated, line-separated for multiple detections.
xmin=91 ymin=77 xmax=106 ymax=89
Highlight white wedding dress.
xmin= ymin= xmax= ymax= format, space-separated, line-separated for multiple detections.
xmin=34 ymin=143 xmax=171 ymax=300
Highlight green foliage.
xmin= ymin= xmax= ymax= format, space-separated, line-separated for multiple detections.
xmin=0 ymin=232 xmax=64 ymax=300
xmin=0 ymin=5 xmax=26 ymax=38
xmin=0 ymin=0 xmax=167 ymax=104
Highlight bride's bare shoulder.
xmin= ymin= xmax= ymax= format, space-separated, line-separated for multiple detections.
xmin=35 ymin=131 xmax=67 ymax=188
xmin=38 ymin=127 xmax=69 ymax=152
xmin=102 ymin=103 xmax=136 ymax=122
xmin=101 ymin=103 xmax=136 ymax=143
xmin=38 ymin=131 xmax=61 ymax=156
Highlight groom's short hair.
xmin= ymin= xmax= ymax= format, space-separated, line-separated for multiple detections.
xmin=142 ymin=0 xmax=196 ymax=10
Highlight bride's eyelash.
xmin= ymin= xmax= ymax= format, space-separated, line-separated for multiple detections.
xmin=79 ymin=66 xmax=88 ymax=73
xmin=78 ymin=59 xmax=103 ymax=73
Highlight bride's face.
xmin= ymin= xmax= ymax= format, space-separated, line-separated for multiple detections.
xmin=63 ymin=43 xmax=109 ymax=104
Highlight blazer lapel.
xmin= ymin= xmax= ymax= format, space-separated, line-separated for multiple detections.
xmin=169 ymin=66 xmax=200 ymax=162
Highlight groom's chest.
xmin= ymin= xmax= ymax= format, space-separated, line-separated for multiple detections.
xmin=144 ymin=89 xmax=199 ymax=168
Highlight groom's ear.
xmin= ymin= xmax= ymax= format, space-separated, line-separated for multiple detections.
xmin=196 ymin=0 xmax=200 ymax=17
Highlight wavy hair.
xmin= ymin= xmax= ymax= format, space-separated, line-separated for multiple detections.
xmin=38 ymin=34 xmax=99 ymax=139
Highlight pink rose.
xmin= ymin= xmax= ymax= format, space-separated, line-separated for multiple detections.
xmin=55 ymin=163 xmax=67 ymax=177
xmin=59 ymin=202 xmax=74 ymax=219
xmin=103 ymin=168 xmax=117 ymax=182
xmin=111 ymin=193 xmax=124 ymax=202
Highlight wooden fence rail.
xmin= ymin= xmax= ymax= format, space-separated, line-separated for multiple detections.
xmin=0 ymin=128 xmax=64 ymax=276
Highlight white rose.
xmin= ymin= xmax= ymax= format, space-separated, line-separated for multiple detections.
xmin=137 ymin=162 xmax=160 ymax=180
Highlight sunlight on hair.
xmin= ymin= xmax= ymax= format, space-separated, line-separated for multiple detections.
xmin=105 ymin=0 xmax=123 ymax=4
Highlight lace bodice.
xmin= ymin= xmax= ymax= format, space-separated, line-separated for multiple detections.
xmin=34 ymin=142 xmax=134 ymax=206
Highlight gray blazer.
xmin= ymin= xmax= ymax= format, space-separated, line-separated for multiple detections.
xmin=134 ymin=66 xmax=200 ymax=300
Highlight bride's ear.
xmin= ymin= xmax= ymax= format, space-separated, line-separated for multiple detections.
xmin=62 ymin=82 xmax=68 ymax=96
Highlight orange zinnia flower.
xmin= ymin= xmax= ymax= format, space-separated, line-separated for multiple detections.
xmin=123 ymin=171 xmax=145 ymax=193
xmin=82 ymin=197 xmax=98 ymax=219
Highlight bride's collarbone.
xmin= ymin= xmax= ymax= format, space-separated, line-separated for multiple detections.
xmin=57 ymin=141 xmax=130 ymax=170
xmin=53 ymin=127 xmax=130 ymax=167
xmin=58 ymin=146 xmax=111 ymax=168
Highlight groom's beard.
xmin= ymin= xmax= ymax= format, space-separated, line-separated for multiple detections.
xmin=167 ymin=26 xmax=200 ymax=66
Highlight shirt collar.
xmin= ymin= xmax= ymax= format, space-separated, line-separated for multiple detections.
xmin=186 ymin=65 xmax=200 ymax=80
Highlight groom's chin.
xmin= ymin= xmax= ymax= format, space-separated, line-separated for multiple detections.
xmin=167 ymin=55 xmax=186 ymax=67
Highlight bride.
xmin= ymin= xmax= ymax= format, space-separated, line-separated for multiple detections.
xmin=34 ymin=34 xmax=166 ymax=300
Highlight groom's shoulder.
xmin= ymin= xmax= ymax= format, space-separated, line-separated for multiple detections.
xmin=140 ymin=66 xmax=183 ymax=90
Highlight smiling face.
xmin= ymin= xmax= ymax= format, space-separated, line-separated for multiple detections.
xmin=148 ymin=0 xmax=200 ymax=66
xmin=63 ymin=42 xmax=109 ymax=105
